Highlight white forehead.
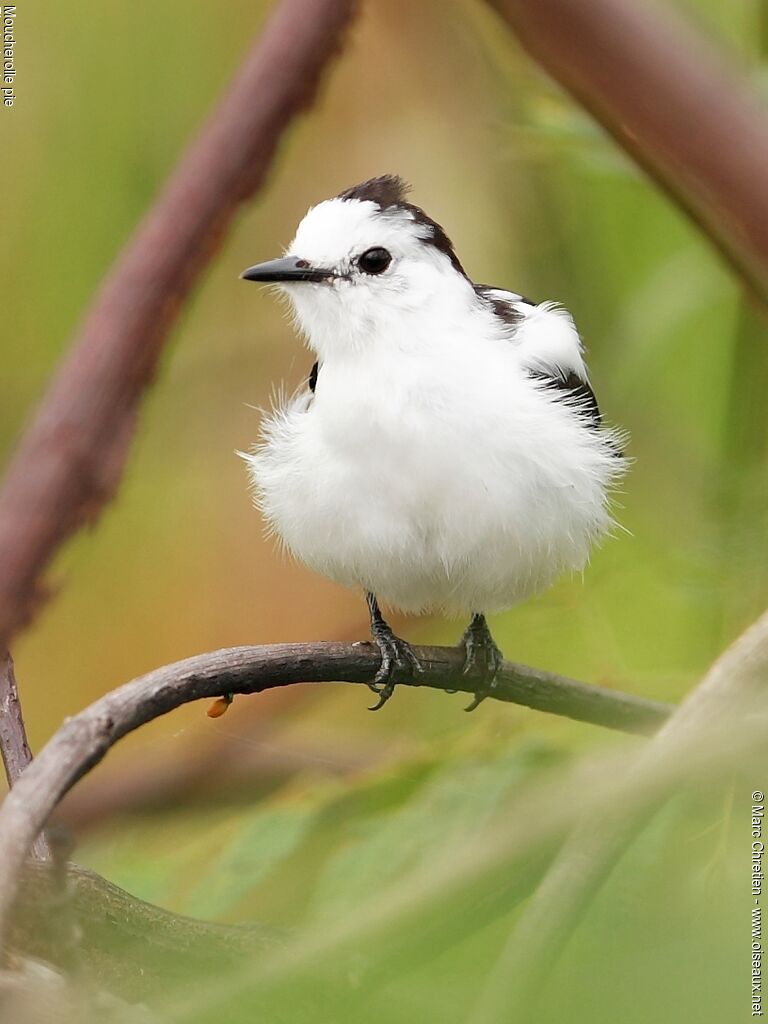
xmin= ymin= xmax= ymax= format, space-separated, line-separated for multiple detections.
xmin=288 ymin=198 xmax=427 ymax=266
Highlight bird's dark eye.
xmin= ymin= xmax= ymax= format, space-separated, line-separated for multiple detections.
xmin=358 ymin=247 xmax=391 ymax=275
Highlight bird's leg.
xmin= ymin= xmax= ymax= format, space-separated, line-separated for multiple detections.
xmin=366 ymin=592 xmax=423 ymax=711
xmin=459 ymin=613 xmax=503 ymax=712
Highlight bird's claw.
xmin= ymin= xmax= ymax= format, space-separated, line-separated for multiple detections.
xmin=460 ymin=616 xmax=503 ymax=712
xmin=367 ymin=633 xmax=423 ymax=711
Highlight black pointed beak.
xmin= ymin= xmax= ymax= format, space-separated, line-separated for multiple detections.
xmin=240 ymin=256 xmax=335 ymax=283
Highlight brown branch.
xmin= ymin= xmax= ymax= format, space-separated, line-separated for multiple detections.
xmin=0 ymin=0 xmax=359 ymax=649
xmin=0 ymin=653 xmax=34 ymax=788
xmin=0 ymin=641 xmax=672 ymax=947
xmin=0 ymin=653 xmax=50 ymax=861
xmin=489 ymin=0 xmax=768 ymax=304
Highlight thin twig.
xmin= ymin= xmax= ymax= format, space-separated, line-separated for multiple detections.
xmin=468 ymin=607 xmax=768 ymax=1022
xmin=0 ymin=641 xmax=671 ymax=946
xmin=0 ymin=653 xmax=50 ymax=861
xmin=0 ymin=0 xmax=358 ymax=650
xmin=489 ymin=0 xmax=768 ymax=304
xmin=0 ymin=653 xmax=34 ymax=787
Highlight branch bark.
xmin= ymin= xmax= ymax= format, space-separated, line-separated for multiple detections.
xmin=0 ymin=653 xmax=50 ymax=861
xmin=0 ymin=641 xmax=671 ymax=947
xmin=0 ymin=0 xmax=358 ymax=649
xmin=489 ymin=0 xmax=768 ymax=305
xmin=0 ymin=653 xmax=34 ymax=788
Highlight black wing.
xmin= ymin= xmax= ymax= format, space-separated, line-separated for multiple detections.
xmin=531 ymin=368 xmax=624 ymax=457
xmin=529 ymin=368 xmax=603 ymax=431
xmin=309 ymin=361 xmax=319 ymax=393
xmin=474 ymin=284 xmax=610 ymax=441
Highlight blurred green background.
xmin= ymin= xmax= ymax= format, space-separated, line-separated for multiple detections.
xmin=2 ymin=1 xmax=767 ymax=1021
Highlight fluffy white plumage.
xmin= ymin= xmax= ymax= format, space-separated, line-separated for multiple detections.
xmin=242 ymin=178 xmax=625 ymax=618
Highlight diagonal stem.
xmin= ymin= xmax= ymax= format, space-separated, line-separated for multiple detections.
xmin=0 ymin=652 xmax=50 ymax=861
xmin=489 ymin=0 xmax=768 ymax=305
xmin=468 ymin=606 xmax=768 ymax=1022
xmin=0 ymin=0 xmax=359 ymax=651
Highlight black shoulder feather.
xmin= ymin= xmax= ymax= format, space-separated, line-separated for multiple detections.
xmin=529 ymin=369 xmax=603 ymax=431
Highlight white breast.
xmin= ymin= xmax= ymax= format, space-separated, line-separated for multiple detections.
xmin=243 ymin=312 xmax=624 ymax=617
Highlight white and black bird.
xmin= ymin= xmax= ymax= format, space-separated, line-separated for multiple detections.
xmin=240 ymin=176 xmax=625 ymax=710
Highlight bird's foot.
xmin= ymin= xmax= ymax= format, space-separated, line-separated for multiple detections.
xmin=459 ymin=614 xmax=503 ymax=712
xmin=366 ymin=596 xmax=424 ymax=711
xmin=368 ymin=627 xmax=424 ymax=711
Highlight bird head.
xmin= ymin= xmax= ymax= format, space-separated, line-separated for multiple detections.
xmin=241 ymin=176 xmax=475 ymax=358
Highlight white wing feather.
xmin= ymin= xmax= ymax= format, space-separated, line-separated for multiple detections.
xmin=483 ymin=288 xmax=589 ymax=382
